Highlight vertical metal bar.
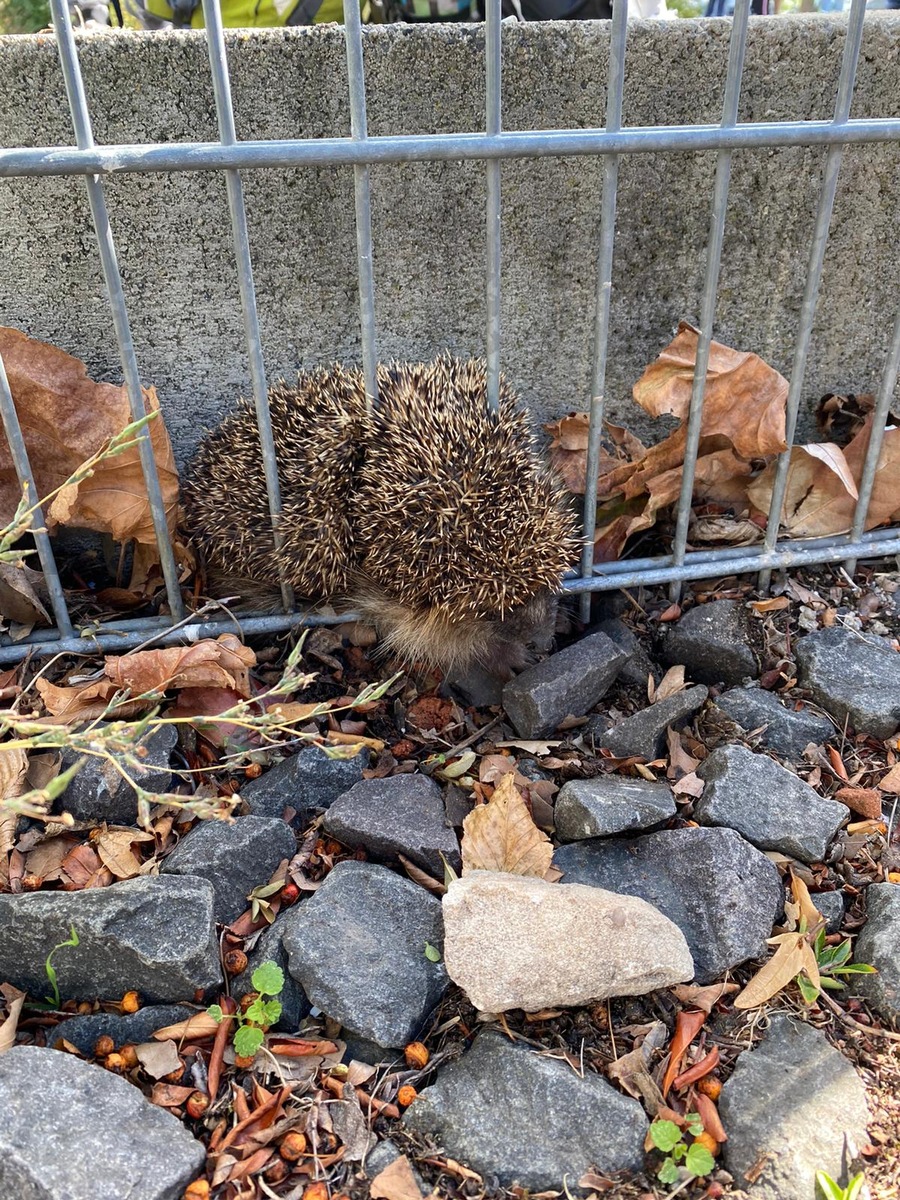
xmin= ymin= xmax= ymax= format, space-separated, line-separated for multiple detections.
xmin=0 ymin=354 xmax=75 ymax=638
xmin=758 ymin=0 xmax=866 ymax=592
xmin=844 ymin=306 xmax=900 ymax=576
xmin=580 ymin=0 xmax=628 ymax=622
xmin=485 ymin=0 xmax=502 ymax=414
xmin=343 ymin=0 xmax=378 ymax=408
xmin=48 ymin=0 xmax=185 ymax=620
xmin=668 ymin=0 xmax=750 ymax=603
xmin=201 ymin=0 xmax=293 ymax=612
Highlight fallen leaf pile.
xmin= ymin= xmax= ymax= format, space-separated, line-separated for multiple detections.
xmin=548 ymin=320 xmax=900 ymax=560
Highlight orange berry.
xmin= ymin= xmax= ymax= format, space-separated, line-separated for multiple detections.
xmin=120 ymin=991 xmax=140 ymax=1014
xmin=186 ymin=1091 xmax=209 ymax=1119
xmin=223 ymin=949 xmax=248 ymax=976
xmin=94 ymin=1035 xmax=115 ymax=1059
xmin=105 ymin=1053 xmax=127 ymax=1074
xmin=397 ymin=1085 xmax=418 ymax=1107
xmin=692 ymin=1131 xmax=719 ymax=1160
xmin=279 ymin=1132 xmax=308 ymax=1162
xmin=119 ymin=1044 xmax=139 ymax=1069
xmin=696 ymin=1075 xmax=722 ymax=1101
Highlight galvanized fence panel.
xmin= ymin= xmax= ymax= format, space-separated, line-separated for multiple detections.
xmin=1 ymin=1 xmax=899 ymax=664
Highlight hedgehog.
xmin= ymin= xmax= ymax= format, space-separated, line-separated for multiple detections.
xmin=181 ymin=355 xmax=580 ymax=677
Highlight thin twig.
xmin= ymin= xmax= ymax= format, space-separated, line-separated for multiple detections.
xmin=817 ymin=989 xmax=900 ymax=1042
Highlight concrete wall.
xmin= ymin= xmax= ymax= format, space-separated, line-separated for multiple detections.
xmin=0 ymin=16 xmax=898 ymax=465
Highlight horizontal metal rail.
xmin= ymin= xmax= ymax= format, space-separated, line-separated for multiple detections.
xmin=3 ymin=118 xmax=900 ymax=179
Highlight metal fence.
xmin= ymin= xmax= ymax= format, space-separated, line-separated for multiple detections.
xmin=1 ymin=0 xmax=900 ymax=664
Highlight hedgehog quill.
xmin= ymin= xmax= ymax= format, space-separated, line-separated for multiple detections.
xmin=182 ymin=356 xmax=580 ymax=677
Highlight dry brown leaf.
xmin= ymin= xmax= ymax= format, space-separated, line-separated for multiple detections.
xmin=95 ymin=828 xmax=152 ymax=880
xmin=0 ymin=329 xmax=177 ymax=552
xmin=153 ymin=1012 xmax=220 ymax=1042
xmin=0 ymin=983 xmax=26 ymax=1055
xmin=651 ymin=664 xmax=686 ymax=704
xmin=789 ymin=872 xmax=824 ymax=930
xmin=672 ymin=770 xmax=704 ymax=798
xmin=632 ymin=321 xmax=788 ymax=459
xmin=0 ymin=562 xmax=50 ymax=629
xmin=149 ymin=1081 xmax=197 ymax=1108
xmin=0 ymin=746 xmax=27 ymax=890
xmin=460 ymin=772 xmax=553 ymax=878
xmin=877 ymin=762 xmax=900 ymax=795
xmin=370 ymin=1155 xmax=435 ymax=1200
xmin=267 ymin=701 xmax=327 ymax=723
xmin=748 ymin=443 xmax=858 ymax=538
xmin=59 ymin=842 xmax=112 ymax=890
xmin=35 ymin=677 xmax=123 ymax=721
xmin=733 ymin=933 xmax=816 ymax=1010
xmin=23 ymin=835 xmax=79 ymax=883
xmin=135 ymin=1039 xmax=183 ymax=1080
xmin=105 ymin=635 xmax=255 ymax=698
xmin=669 ymin=981 xmax=738 ymax=1014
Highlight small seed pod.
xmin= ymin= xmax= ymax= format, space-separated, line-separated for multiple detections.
xmin=696 ymin=1075 xmax=722 ymax=1101
xmin=280 ymin=882 xmax=301 ymax=906
xmin=223 ymin=949 xmax=248 ymax=976
xmin=692 ymin=1131 xmax=720 ymax=1160
xmin=183 ymin=1181 xmax=211 ymax=1200
xmin=239 ymin=992 xmax=258 ymax=1013
xmin=94 ymin=1035 xmax=116 ymax=1059
xmin=119 ymin=1044 xmax=139 ymax=1069
xmin=404 ymin=1041 xmax=430 ymax=1070
xmin=279 ymin=1131 xmax=308 ymax=1162
xmin=302 ymin=1183 xmax=329 ymax=1200
xmin=105 ymin=1053 xmax=127 ymax=1074
xmin=233 ymin=1053 xmax=256 ymax=1070
xmin=120 ymin=991 xmax=140 ymax=1014
xmin=397 ymin=1085 xmax=418 ymax=1107
xmin=186 ymin=1091 xmax=210 ymax=1120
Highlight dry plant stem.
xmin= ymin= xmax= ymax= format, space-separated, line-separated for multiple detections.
xmin=206 ymin=997 xmax=236 ymax=1101
xmin=817 ymin=990 xmax=900 ymax=1042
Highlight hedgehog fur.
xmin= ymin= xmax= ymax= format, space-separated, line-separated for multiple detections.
xmin=181 ymin=355 xmax=579 ymax=677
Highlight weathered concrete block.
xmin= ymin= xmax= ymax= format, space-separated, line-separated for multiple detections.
xmin=1 ymin=20 xmax=898 ymax=467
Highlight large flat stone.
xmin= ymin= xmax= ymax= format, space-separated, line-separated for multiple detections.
xmin=696 ymin=743 xmax=846 ymax=863
xmin=57 ymin=723 xmax=178 ymax=826
xmin=554 ymin=776 xmax=676 ymax=841
xmin=52 ymin=1005 xmax=196 ymax=1056
xmin=719 ymin=1016 xmax=868 ymax=1200
xmin=554 ymin=826 xmax=783 ymax=984
xmin=660 ymin=600 xmax=759 ymax=686
xmin=502 ymin=632 xmax=630 ymax=738
xmin=795 ymin=627 xmax=900 ymax=740
xmin=852 ymin=883 xmax=900 ymax=1025
xmin=0 ymin=1045 xmax=205 ymax=1200
xmin=404 ymin=1031 xmax=646 ymax=1189
xmin=711 ymin=687 xmax=834 ymax=759
xmin=0 ymin=876 xmax=221 ymax=1003
xmin=597 ymin=684 xmax=708 ymax=760
xmin=443 ymin=871 xmax=693 ymax=1012
xmin=161 ymin=815 xmax=296 ymax=923
xmin=281 ymin=861 xmax=448 ymax=1049
xmin=322 ymin=774 xmax=460 ymax=875
xmin=241 ymin=744 xmax=367 ymax=821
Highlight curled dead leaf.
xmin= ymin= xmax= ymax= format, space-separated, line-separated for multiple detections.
xmin=460 ymin=772 xmax=553 ymax=878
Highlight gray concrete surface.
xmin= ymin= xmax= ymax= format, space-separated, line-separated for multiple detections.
xmin=0 ymin=17 xmax=898 ymax=466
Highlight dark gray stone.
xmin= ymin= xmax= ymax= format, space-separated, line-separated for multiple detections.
xmin=0 ymin=1046 xmax=205 ymax=1200
xmin=404 ymin=1031 xmax=646 ymax=1189
xmin=597 ymin=684 xmax=708 ymax=760
xmin=230 ymin=915 xmax=311 ymax=1032
xmin=0 ymin=876 xmax=221 ymax=1003
xmin=502 ymin=632 xmax=630 ymax=739
xmin=852 ymin=883 xmax=900 ymax=1024
xmin=594 ymin=618 xmax=659 ymax=689
xmin=322 ymin=774 xmax=460 ymax=875
xmin=52 ymin=1005 xmax=195 ymax=1056
xmin=719 ymin=1015 xmax=868 ymax=1200
xmin=241 ymin=745 xmax=367 ymax=822
xmin=161 ymin=815 xmax=296 ymax=924
xmin=712 ymin=687 xmax=834 ymax=759
xmin=554 ymin=777 xmax=676 ymax=841
xmin=57 ymin=723 xmax=178 ymax=826
xmin=814 ymin=890 xmax=846 ymax=935
xmin=282 ymin=861 xmax=448 ymax=1049
xmin=364 ymin=1139 xmax=431 ymax=1194
xmin=796 ymin=626 xmax=900 ymax=739
xmin=696 ymin=744 xmax=846 ymax=863
xmin=660 ymin=600 xmax=759 ymax=686
xmin=554 ymin=826 xmax=783 ymax=984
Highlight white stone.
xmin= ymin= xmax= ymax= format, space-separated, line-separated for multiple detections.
xmin=442 ymin=871 xmax=694 ymax=1014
